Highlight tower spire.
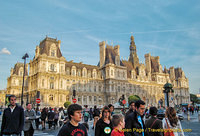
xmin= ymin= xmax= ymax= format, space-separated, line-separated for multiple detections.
xmin=128 ymin=35 xmax=139 ymax=67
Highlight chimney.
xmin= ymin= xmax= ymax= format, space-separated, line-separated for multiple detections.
xmin=99 ymin=41 xmax=106 ymax=67
xmin=145 ymin=53 xmax=151 ymax=73
xmin=114 ymin=45 xmax=120 ymax=56
xmin=169 ymin=66 xmax=175 ymax=80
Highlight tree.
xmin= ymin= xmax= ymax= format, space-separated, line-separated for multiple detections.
xmin=190 ymin=94 xmax=198 ymax=105
xmin=128 ymin=95 xmax=141 ymax=104
xmin=64 ymin=101 xmax=71 ymax=108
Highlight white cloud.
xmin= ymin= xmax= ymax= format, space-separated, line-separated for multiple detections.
xmin=0 ymin=48 xmax=11 ymax=55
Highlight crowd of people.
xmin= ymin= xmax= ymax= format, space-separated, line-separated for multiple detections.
xmin=58 ymin=100 xmax=186 ymax=136
xmin=0 ymin=94 xmax=190 ymax=136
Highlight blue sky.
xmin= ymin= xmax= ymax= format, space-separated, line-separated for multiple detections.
xmin=0 ymin=0 xmax=200 ymax=94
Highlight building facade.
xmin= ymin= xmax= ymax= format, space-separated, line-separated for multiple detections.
xmin=6 ymin=36 xmax=190 ymax=108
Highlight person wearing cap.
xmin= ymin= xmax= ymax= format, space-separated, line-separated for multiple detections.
xmin=145 ymin=107 xmax=163 ymax=136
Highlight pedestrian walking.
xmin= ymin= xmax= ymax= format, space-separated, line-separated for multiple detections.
xmin=35 ymin=107 xmax=41 ymax=130
xmin=24 ymin=103 xmax=36 ymax=136
xmin=125 ymin=100 xmax=146 ymax=136
xmin=92 ymin=105 xmax=100 ymax=129
xmin=54 ymin=108 xmax=59 ymax=129
xmin=111 ymin=114 xmax=125 ymax=136
xmin=162 ymin=107 xmax=184 ymax=136
xmin=57 ymin=104 xmax=88 ymax=136
xmin=125 ymin=101 xmax=135 ymax=119
xmin=84 ymin=111 xmax=90 ymax=123
xmin=58 ymin=107 xmax=65 ymax=127
xmin=89 ymin=107 xmax=93 ymax=121
xmin=48 ymin=107 xmax=55 ymax=129
xmin=95 ymin=106 xmax=113 ymax=136
xmin=0 ymin=95 xmax=24 ymax=136
xmin=40 ymin=107 xmax=47 ymax=130
xmin=145 ymin=107 xmax=163 ymax=136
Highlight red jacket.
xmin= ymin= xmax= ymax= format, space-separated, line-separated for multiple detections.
xmin=111 ymin=128 xmax=124 ymax=136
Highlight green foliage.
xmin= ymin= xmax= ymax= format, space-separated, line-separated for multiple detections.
xmin=128 ymin=95 xmax=141 ymax=104
xmin=64 ymin=101 xmax=71 ymax=108
xmin=190 ymin=94 xmax=199 ymax=104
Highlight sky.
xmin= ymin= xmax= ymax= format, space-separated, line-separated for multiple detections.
xmin=0 ymin=0 xmax=200 ymax=94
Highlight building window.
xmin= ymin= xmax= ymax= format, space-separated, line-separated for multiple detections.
xmin=89 ymin=96 xmax=92 ymax=102
xmin=51 ymin=50 xmax=56 ymax=57
xmin=94 ymin=86 xmax=96 ymax=92
xmin=111 ymin=70 xmax=113 ymax=76
xmin=118 ymin=86 xmax=120 ymax=92
xmin=50 ymin=64 xmax=55 ymax=71
xmin=19 ymin=70 xmax=23 ymax=76
xmin=72 ymin=70 xmax=75 ymax=76
xmin=66 ymin=96 xmax=69 ymax=101
xmin=93 ymin=71 xmax=96 ymax=78
xmin=78 ymin=71 xmax=81 ymax=76
xmin=50 ymin=82 xmax=54 ymax=89
xmin=49 ymin=94 xmax=54 ymax=101
xmin=94 ymin=96 xmax=97 ymax=102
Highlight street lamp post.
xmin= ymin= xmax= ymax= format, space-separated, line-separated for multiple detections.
xmin=21 ymin=53 xmax=29 ymax=106
xmin=163 ymin=82 xmax=174 ymax=107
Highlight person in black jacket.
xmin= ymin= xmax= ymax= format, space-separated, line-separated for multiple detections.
xmin=125 ymin=100 xmax=146 ymax=136
xmin=1 ymin=95 xmax=24 ymax=136
xmin=95 ymin=106 xmax=112 ymax=136
xmin=145 ymin=107 xmax=163 ymax=136
xmin=41 ymin=107 xmax=48 ymax=130
xmin=48 ymin=107 xmax=55 ymax=129
xmin=125 ymin=101 xmax=135 ymax=119
xmin=57 ymin=104 xmax=88 ymax=136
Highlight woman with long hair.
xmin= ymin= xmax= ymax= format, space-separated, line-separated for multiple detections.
xmin=162 ymin=107 xmax=184 ymax=136
xmin=95 ymin=106 xmax=113 ymax=136
xmin=41 ymin=107 xmax=47 ymax=130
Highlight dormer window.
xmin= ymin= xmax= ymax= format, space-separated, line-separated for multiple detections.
xmin=51 ymin=50 xmax=56 ymax=57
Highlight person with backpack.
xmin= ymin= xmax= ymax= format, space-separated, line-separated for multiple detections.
xmin=93 ymin=105 xmax=100 ymax=129
xmin=145 ymin=107 xmax=163 ymax=136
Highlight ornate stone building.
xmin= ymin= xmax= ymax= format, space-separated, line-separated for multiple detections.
xmin=6 ymin=36 xmax=190 ymax=107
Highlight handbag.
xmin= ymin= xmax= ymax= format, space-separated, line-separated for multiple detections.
xmin=164 ymin=118 xmax=175 ymax=136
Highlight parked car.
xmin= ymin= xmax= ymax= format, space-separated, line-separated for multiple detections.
xmin=177 ymin=113 xmax=184 ymax=120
